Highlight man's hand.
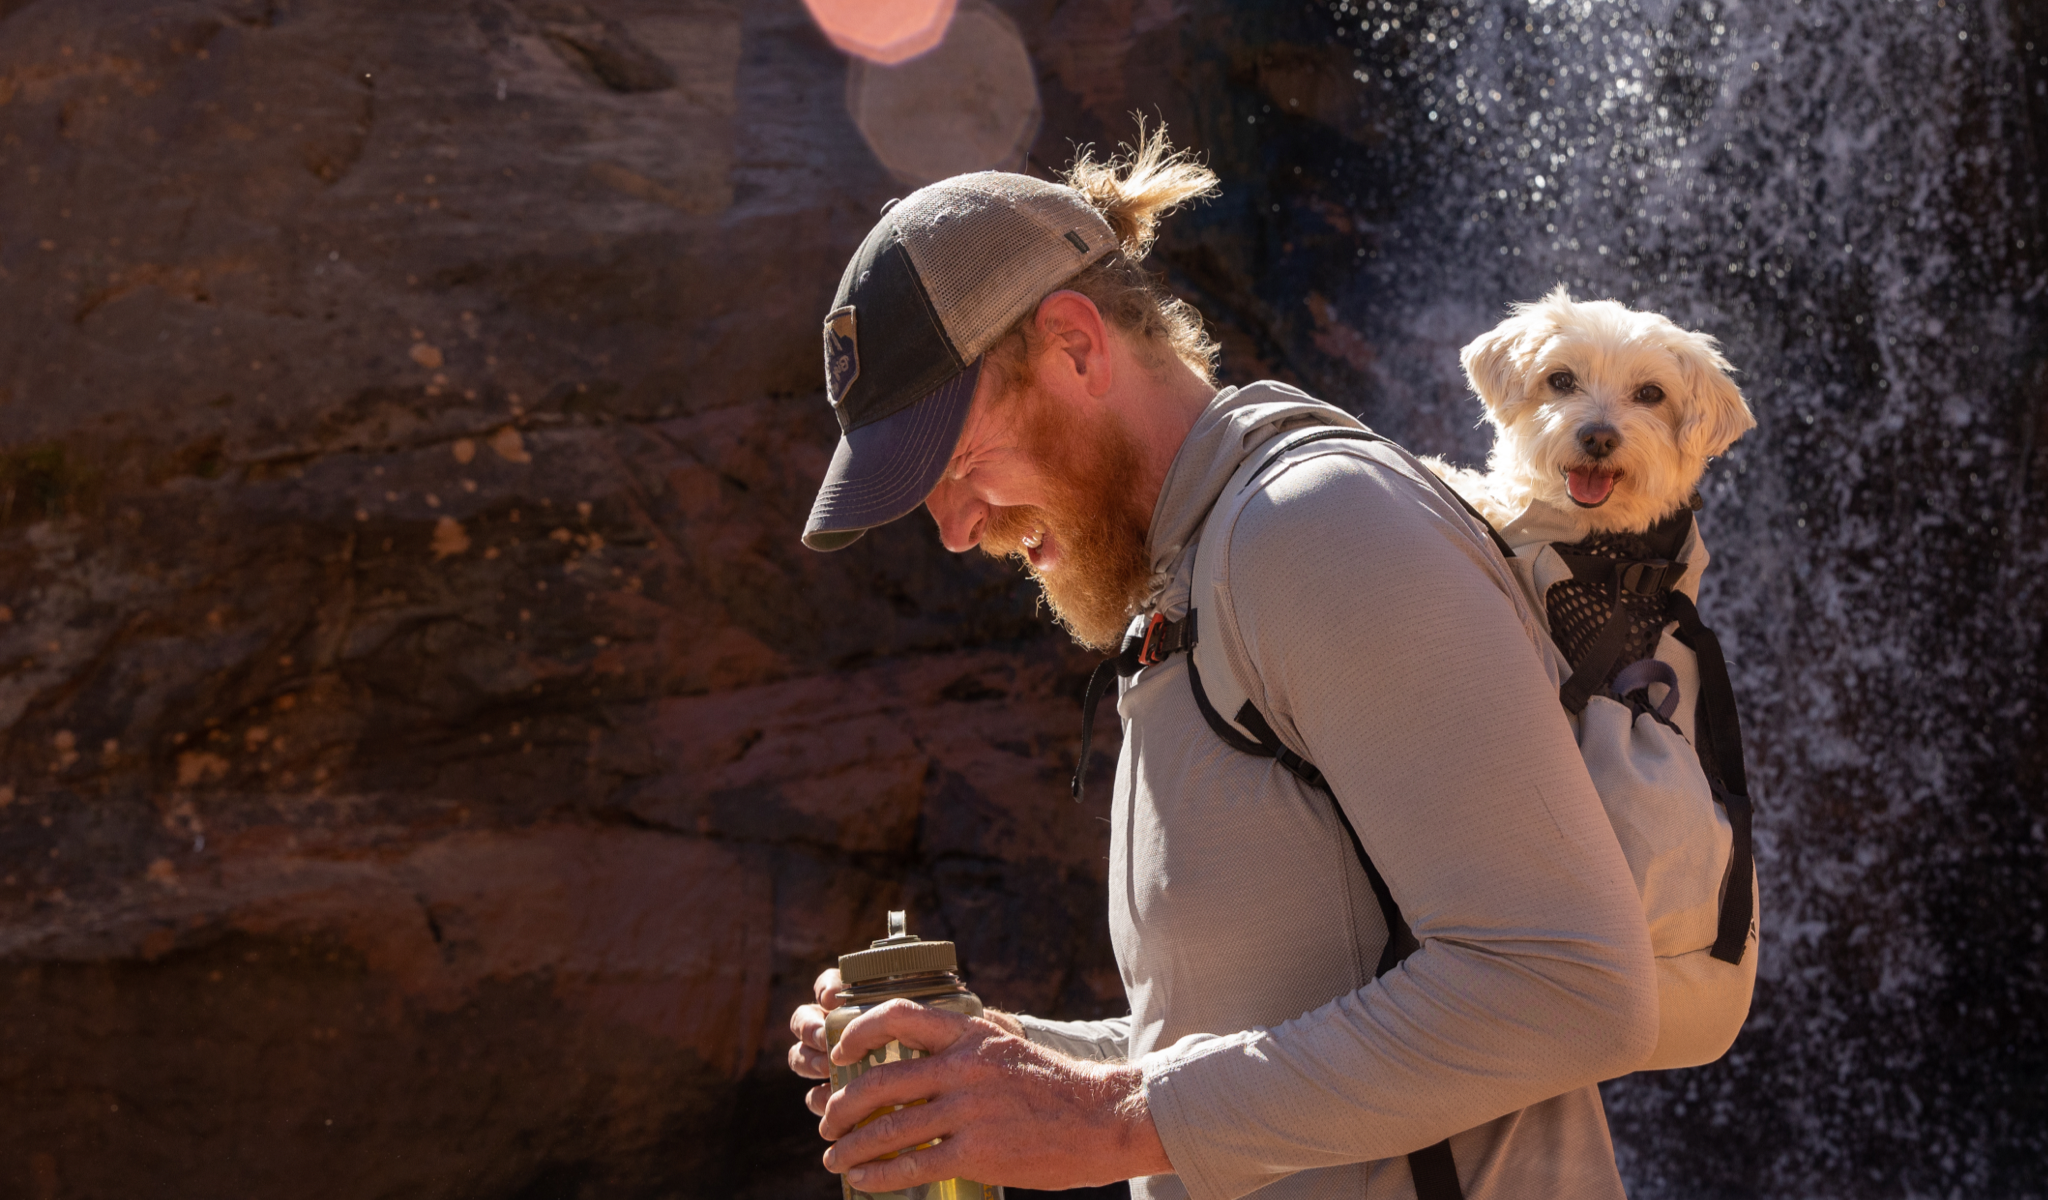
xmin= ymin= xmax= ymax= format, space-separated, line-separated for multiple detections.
xmin=785 ymin=970 xmax=1170 ymax=1191
xmin=787 ymin=967 xmax=1025 ymax=1116
xmin=787 ymin=966 xmax=848 ymax=1111
xmin=818 ymin=997 xmax=1170 ymax=1191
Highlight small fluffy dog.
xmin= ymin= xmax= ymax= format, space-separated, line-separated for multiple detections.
xmin=1429 ymin=286 xmax=1755 ymax=536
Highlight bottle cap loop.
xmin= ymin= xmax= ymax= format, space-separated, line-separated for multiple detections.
xmin=838 ymin=910 xmax=959 ymax=984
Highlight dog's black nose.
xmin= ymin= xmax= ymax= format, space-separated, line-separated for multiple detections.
xmin=1578 ymin=423 xmax=1621 ymax=459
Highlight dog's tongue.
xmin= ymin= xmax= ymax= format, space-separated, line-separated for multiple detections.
xmin=1567 ymin=468 xmax=1616 ymax=507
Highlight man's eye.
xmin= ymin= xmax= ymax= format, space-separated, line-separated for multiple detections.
xmin=1548 ymin=371 xmax=1576 ymax=392
xmin=1634 ymin=384 xmax=1666 ymax=405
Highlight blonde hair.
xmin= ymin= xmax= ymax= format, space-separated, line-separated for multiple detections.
xmin=988 ymin=122 xmax=1221 ymax=389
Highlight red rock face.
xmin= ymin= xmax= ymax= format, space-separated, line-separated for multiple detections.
xmin=0 ymin=1 xmax=1122 ymax=1195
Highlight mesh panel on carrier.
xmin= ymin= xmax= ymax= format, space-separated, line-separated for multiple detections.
xmin=1545 ymin=529 xmax=1677 ymax=692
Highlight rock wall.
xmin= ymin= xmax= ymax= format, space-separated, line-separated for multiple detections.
xmin=0 ymin=2 xmax=1119 ymax=1195
xmin=0 ymin=1 xmax=2042 ymax=1198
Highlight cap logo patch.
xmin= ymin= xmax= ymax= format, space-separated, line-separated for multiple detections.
xmin=824 ymin=305 xmax=860 ymax=410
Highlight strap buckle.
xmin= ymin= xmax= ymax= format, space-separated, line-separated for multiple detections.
xmin=1136 ymin=613 xmax=1172 ymax=667
xmin=1619 ymin=559 xmax=1684 ymax=596
xmin=1132 ymin=611 xmax=1197 ymax=668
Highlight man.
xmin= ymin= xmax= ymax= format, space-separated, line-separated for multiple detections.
xmin=787 ymin=131 xmax=1658 ymax=1200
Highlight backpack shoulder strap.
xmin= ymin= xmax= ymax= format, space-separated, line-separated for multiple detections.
xmin=1182 ymin=634 xmax=1456 ymax=1197
xmin=1183 ymin=423 xmax=1469 ymax=1200
xmin=1182 ymin=649 xmax=1421 ymax=975
xmin=1665 ymin=590 xmax=1756 ymax=964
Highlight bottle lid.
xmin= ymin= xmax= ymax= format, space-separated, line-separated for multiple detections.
xmin=838 ymin=910 xmax=958 ymax=985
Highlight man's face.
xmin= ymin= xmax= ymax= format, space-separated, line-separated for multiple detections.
xmin=924 ymin=361 xmax=1153 ymax=652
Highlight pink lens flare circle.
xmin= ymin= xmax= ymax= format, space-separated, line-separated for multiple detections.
xmin=845 ymin=3 xmax=1041 ymax=186
xmin=803 ymin=0 xmax=958 ymax=65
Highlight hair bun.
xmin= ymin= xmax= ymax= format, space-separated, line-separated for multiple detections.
xmin=1063 ymin=119 xmax=1219 ymax=262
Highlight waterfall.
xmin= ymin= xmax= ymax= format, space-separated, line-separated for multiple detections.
xmin=1236 ymin=0 xmax=2048 ymax=1193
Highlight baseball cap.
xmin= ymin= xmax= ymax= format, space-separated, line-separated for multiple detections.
xmin=802 ymin=172 xmax=1117 ymax=551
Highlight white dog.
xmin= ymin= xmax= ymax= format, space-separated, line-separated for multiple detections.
xmin=1429 ymin=286 xmax=1755 ymax=537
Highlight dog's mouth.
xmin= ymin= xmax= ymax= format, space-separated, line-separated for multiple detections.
xmin=1563 ymin=466 xmax=1622 ymax=508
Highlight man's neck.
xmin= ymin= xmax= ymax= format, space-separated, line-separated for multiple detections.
xmin=1114 ymin=352 xmax=1218 ymax=524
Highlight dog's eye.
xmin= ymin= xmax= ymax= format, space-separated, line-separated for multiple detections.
xmin=1634 ymin=384 xmax=1666 ymax=405
xmin=1547 ymin=371 xmax=1576 ymax=392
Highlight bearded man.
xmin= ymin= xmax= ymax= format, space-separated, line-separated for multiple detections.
xmin=786 ymin=130 xmax=1659 ymax=1200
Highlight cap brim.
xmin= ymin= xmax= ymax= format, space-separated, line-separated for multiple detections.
xmin=803 ymin=358 xmax=981 ymax=551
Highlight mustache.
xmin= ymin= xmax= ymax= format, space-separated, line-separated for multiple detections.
xmin=980 ymin=504 xmax=1049 ymax=562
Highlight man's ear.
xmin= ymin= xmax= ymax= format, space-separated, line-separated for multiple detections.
xmin=1461 ymin=310 xmax=1539 ymax=425
xmin=1670 ymin=329 xmax=1755 ymax=459
xmin=1033 ymin=290 xmax=1114 ymax=395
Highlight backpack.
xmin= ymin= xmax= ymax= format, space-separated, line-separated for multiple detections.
xmin=1073 ymin=425 xmax=1758 ymax=1200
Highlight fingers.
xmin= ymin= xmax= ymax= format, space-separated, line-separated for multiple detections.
xmin=805 ymin=1080 xmax=832 ymax=1116
xmin=830 ymin=997 xmax=970 ymax=1067
xmin=788 ymin=1002 xmax=835 ymax=1078
xmin=788 ymin=1039 xmax=833 ymax=1080
xmin=840 ymin=1132 xmax=971 ymax=1194
xmin=791 ymin=1002 xmax=821 ymax=1048
xmin=813 ymin=967 xmax=846 ymax=1010
xmin=792 ymin=1003 xmax=830 ymax=1053
xmin=821 ymin=1094 xmax=960 ymax=1180
xmin=818 ymin=1052 xmax=950 ymax=1139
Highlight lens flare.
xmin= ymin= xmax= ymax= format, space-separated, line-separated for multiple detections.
xmin=845 ymin=2 xmax=1040 ymax=186
xmin=802 ymin=0 xmax=957 ymax=66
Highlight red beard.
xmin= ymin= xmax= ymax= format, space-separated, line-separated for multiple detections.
xmin=978 ymin=395 xmax=1154 ymax=652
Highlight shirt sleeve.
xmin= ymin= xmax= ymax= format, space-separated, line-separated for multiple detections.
xmin=1139 ymin=447 xmax=1659 ymax=1200
xmin=1014 ymin=1013 xmax=1131 ymax=1062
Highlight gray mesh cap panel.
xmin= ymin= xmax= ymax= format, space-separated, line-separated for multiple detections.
xmin=895 ymin=172 xmax=1117 ymax=362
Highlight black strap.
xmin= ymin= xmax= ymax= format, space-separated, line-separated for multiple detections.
xmin=1550 ymin=551 xmax=1689 ymax=715
xmin=1408 ymin=1141 xmax=1464 ymax=1200
xmin=1185 ymin=654 xmax=1421 ymax=973
xmin=1073 ymin=659 xmax=1123 ymax=802
xmin=1187 ymin=656 xmax=1456 ymax=1198
xmin=1555 ymin=599 xmax=1637 ymax=715
xmin=1666 ymin=592 xmax=1756 ymax=964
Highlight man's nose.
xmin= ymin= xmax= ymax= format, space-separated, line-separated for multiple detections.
xmin=925 ymin=479 xmax=986 ymax=553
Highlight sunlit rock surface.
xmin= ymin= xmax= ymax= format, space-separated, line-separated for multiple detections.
xmin=0 ymin=0 xmax=2041 ymax=1197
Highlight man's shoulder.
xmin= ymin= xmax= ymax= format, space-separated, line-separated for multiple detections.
xmin=1204 ymin=429 xmax=1508 ymax=618
xmin=1224 ymin=432 xmax=1445 ymax=543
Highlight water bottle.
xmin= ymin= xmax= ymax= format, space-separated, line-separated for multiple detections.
xmin=825 ymin=911 xmax=1002 ymax=1200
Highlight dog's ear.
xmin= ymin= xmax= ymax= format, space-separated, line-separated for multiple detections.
xmin=1670 ymin=329 xmax=1755 ymax=459
xmin=1461 ymin=313 xmax=1538 ymax=424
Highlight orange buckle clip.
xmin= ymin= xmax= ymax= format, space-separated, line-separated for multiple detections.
xmin=1136 ymin=612 xmax=1169 ymax=666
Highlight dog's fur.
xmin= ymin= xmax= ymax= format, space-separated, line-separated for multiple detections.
xmin=1428 ymin=286 xmax=1755 ymax=536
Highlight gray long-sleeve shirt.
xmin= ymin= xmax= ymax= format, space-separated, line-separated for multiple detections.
xmin=1017 ymin=383 xmax=1658 ymax=1200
